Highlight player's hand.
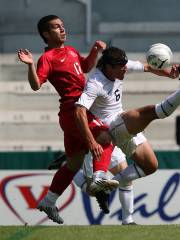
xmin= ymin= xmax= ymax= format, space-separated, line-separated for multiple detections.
xmin=93 ymin=40 xmax=106 ymax=52
xmin=169 ymin=64 xmax=180 ymax=79
xmin=18 ymin=49 xmax=34 ymax=65
xmin=89 ymin=140 xmax=104 ymax=161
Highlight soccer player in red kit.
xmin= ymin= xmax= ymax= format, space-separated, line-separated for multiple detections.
xmin=18 ymin=15 xmax=118 ymax=224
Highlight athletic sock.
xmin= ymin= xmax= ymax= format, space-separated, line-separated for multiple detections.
xmin=113 ymin=163 xmax=146 ymax=184
xmin=93 ymin=143 xmax=114 ymax=173
xmin=93 ymin=170 xmax=107 ymax=180
xmin=43 ymin=190 xmax=59 ymax=206
xmin=155 ymin=88 xmax=180 ymax=119
xmin=49 ymin=163 xmax=77 ymax=196
xmin=73 ymin=169 xmax=88 ymax=193
xmin=119 ymin=185 xmax=134 ymax=224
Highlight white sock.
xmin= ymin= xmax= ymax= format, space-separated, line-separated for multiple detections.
xmin=44 ymin=190 xmax=59 ymax=206
xmin=113 ymin=163 xmax=146 ymax=184
xmin=155 ymin=88 xmax=180 ymax=119
xmin=73 ymin=169 xmax=87 ymax=193
xmin=93 ymin=170 xmax=106 ymax=181
xmin=119 ymin=185 xmax=134 ymax=224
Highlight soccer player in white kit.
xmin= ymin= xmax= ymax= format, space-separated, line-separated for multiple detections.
xmin=74 ymin=46 xmax=180 ymax=224
xmin=74 ymin=58 xmax=147 ymax=225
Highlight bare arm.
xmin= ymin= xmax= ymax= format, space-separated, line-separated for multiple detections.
xmin=74 ymin=105 xmax=103 ymax=160
xmin=18 ymin=49 xmax=41 ymax=91
xmin=144 ymin=63 xmax=179 ymax=79
xmin=82 ymin=41 xmax=106 ymax=72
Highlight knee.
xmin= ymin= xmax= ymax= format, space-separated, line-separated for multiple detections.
xmin=133 ymin=144 xmax=159 ymax=176
xmin=96 ymin=130 xmax=112 ymax=145
xmin=145 ymin=159 xmax=158 ymax=175
xmin=66 ymin=158 xmax=83 ymax=172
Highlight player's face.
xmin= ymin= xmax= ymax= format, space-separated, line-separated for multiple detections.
xmin=45 ymin=18 xmax=66 ymax=45
xmin=112 ymin=64 xmax=127 ymax=80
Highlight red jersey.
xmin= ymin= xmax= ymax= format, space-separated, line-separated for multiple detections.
xmin=37 ymin=46 xmax=88 ymax=112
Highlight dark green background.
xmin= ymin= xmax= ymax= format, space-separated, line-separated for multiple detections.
xmin=0 ymin=150 xmax=180 ymax=169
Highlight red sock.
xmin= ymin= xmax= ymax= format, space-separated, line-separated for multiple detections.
xmin=93 ymin=143 xmax=114 ymax=173
xmin=50 ymin=164 xmax=77 ymax=195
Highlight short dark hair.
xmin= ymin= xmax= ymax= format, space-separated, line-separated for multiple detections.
xmin=37 ymin=15 xmax=59 ymax=43
xmin=97 ymin=47 xmax=128 ymax=69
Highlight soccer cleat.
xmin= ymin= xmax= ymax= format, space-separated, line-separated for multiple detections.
xmin=37 ymin=199 xmax=64 ymax=224
xmin=89 ymin=178 xmax=119 ymax=193
xmin=48 ymin=153 xmax=66 ymax=170
xmin=95 ymin=190 xmax=110 ymax=214
xmin=122 ymin=222 xmax=138 ymax=225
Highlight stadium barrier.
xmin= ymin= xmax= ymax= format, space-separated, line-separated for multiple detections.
xmin=0 ymin=151 xmax=180 ymax=226
xmin=0 ymin=150 xmax=180 ymax=169
xmin=0 ymin=169 xmax=179 ymax=225
xmin=0 ymin=151 xmax=179 ymax=225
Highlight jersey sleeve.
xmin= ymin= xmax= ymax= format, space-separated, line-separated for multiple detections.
xmin=36 ymin=55 xmax=51 ymax=85
xmin=75 ymin=77 xmax=100 ymax=110
xmin=127 ymin=60 xmax=144 ymax=73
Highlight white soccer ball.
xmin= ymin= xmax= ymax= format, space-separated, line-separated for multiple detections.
xmin=146 ymin=43 xmax=173 ymax=69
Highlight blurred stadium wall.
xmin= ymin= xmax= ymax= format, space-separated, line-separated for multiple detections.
xmin=0 ymin=0 xmax=180 ymax=152
xmin=1 ymin=0 xmax=180 ymax=52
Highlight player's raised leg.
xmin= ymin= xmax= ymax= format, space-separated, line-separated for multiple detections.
xmin=122 ymin=88 xmax=180 ymax=135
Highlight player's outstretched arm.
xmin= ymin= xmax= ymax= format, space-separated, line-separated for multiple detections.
xmin=18 ymin=49 xmax=41 ymax=91
xmin=83 ymin=40 xmax=106 ymax=72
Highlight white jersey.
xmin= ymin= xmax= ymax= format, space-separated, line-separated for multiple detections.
xmin=76 ymin=60 xmax=144 ymax=126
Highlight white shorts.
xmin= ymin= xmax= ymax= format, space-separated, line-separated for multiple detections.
xmin=109 ymin=114 xmax=147 ymax=158
xmin=83 ymin=113 xmax=147 ymax=178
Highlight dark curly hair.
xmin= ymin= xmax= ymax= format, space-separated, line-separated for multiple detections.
xmin=97 ymin=47 xmax=128 ymax=70
xmin=37 ymin=15 xmax=59 ymax=43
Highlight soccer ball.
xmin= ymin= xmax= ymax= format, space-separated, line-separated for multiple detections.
xmin=146 ymin=43 xmax=173 ymax=69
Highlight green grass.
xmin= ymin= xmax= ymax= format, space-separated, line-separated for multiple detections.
xmin=0 ymin=225 xmax=180 ymax=240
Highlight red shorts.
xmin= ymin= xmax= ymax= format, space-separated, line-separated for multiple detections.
xmin=59 ymin=109 xmax=109 ymax=157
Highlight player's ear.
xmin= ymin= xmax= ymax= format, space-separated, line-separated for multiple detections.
xmin=106 ymin=64 xmax=112 ymax=70
xmin=105 ymin=64 xmax=114 ymax=77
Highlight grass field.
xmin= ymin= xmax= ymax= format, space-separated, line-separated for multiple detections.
xmin=0 ymin=225 xmax=180 ymax=240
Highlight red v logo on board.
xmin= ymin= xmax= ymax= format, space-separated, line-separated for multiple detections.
xmin=0 ymin=173 xmax=76 ymax=225
xmin=17 ymin=185 xmax=49 ymax=209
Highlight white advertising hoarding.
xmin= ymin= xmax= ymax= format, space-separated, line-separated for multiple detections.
xmin=0 ymin=170 xmax=179 ymax=225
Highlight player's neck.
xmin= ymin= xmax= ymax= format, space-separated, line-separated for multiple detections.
xmin=47 ymin=42 xmax=64 ymax=49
